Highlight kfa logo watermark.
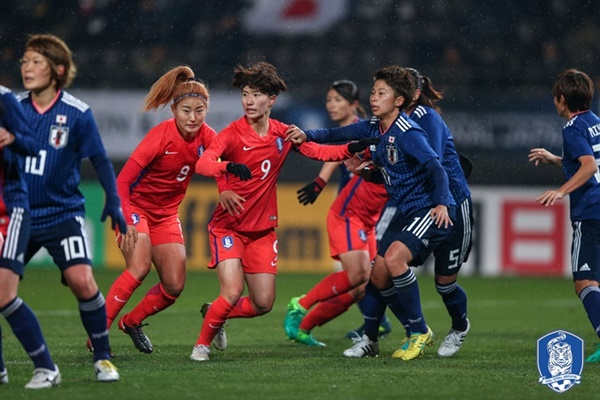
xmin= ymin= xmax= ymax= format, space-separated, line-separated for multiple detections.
xmin=537 ymin=330 xmax=583 ymax=393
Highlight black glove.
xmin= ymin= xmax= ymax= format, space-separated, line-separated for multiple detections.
xmin=347 ymin=137 xmax=381 ymax=153
xmin=458 ymin=153 xmax=473 ymax=180
xmin=297 ymin=177 xmax=326 ymax=205
xmin=226 ymin=162 xmax=252 ymax=181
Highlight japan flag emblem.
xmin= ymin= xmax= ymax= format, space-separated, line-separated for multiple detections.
xmin=49 ymin=125 xmax=69 ymax=149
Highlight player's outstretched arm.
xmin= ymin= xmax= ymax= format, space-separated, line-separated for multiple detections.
xmin=91 ymin=152 xmax=128 ymax=234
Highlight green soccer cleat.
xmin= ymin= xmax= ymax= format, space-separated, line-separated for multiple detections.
xmin=294 ymin=330 xmax=326 ymax=347
xmin=378 ymin=315 xmax=392 ymax=339
xmin=399 ymin=326 xmax=435 ymax=361
xmin=585 ymin=344 xmax=600 ymax=363
xmin=283 ymin=296 xmax=306 ymax=340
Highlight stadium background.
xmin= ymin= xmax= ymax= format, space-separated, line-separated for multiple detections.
xmin=2 ymin=0 xmax=598 ymax=276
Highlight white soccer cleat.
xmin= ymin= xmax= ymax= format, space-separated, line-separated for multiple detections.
xmin=94 ymin=359 xmax=119 ymax=382
xmin=190 ymin=345 xmax=211 ymax=361
xmin=343 ymin=334 xmax=379 ymax=358
xmin=0 ymin=368 xmax=8 ymax=384
xmin=213 ymin=325 xmax=228 ymax=351
xmin=25 ymin=365 xmax=61 ymax=389
xmin=437 ymin=318 xmax=470 ymax=357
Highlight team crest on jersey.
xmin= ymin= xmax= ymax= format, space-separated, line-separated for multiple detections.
xmin=222 ymin=236 xmax=234 ymax=249
xmin=49 ymin=125 xmax=69 ymax=149
xmin=358 ymin=229 xmax=367 ymax=242
xmin=537 ymin=330 xmax=583 ymax=393
xmin=131 ymin=213 xmax=140 ymax=225
xmin=386 ymin=144 xmax=398 ymax=164
xmin=197 ymin=145 xmax=205 ymax=157
xmin=276 ymin=137 xmax=284 ymax=152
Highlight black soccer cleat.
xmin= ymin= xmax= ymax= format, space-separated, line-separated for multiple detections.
xmin=118 ymin=316 xmax=153 ymax=354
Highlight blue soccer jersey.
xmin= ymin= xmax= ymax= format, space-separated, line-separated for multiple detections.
xmin=0 ymin=86 xmax=39 ymax=213
xmin=561 ymin=110 xmax=600 ymax=222
xmin=410 ymin=105 xmax=470 ymax=204
xmin=307 ymin=113 xmax=455 ymax=216
xmin=17 ymin=90 xmax=108 ymax=229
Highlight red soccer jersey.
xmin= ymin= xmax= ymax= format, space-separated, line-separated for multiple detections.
xmin=329 ymin=175 xmax=389 ymax=229
xmin=196 ymin=116 xmax=351 ymax=231
xmin=117 ymin=118 xmax=217 ymax=224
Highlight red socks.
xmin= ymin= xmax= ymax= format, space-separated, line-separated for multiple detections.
xmin=123 ymin=283 xmax=177 ymax=326
xmin=299 ymin=292 xmax=356 ymax=331
xmin=227 ymin=296 xmax=259 ymax=319
xmin=196 ymin=296 xmax=234 ymax=346
xmin=105 ymin=270 xmax=142 ymax=329
xmin=299 ymin=270 xmax=353 ymax=310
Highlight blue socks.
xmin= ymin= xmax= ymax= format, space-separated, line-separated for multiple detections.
xmin=391 ymin=269 xmax=427 ymax=334
xmin=580 ymin=285 xmax=600 ymax=338
xmin=0 ymin=297 xmax=54 ymax=370
xmin=436 ymin=280 xmax=468 ymax=331
xmin=79 ymin=291 xmax=111 ymax=361
xmin=360 ymin=282 xmax=387 ymax=342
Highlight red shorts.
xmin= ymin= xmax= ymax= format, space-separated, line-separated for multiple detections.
xmin=131 ymin=205 xmax=184 ymax=246
xmin=327 ymin=211 xmax=377 ymax=260
xmin=207 ymin=224 xmax=278 ymax=274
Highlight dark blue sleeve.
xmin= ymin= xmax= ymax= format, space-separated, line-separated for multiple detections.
xmin=423 ymin=158 xmax=452 ymax=206
xmin=78 ymin=109 xmax=107 ymax=158
xmin=90 ymin=152 xmax=119 ymax=201
xmin=416 ymin=113 xmax=447 ymax=160
xmin=0 ymin=91 xmax=39 ymax=156
xmin=305 ymin=120 xmax=372 ymax=143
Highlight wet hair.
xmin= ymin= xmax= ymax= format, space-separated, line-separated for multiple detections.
xmin=330 ymin=79 xmax=367 ymax=119
xmin=232 ymin=62 xmax=287 ymax=96
xmin=372 ymin=65 xmax=415 ymax=111
xmin=25 ymin=34 xmax=77 ymax=89
xmin=143 ymin=65 xmax=209 ymax=112
xmin=406 ymin=68 xmax=444 ymax=113
xmin=552 ymin=68 xmax=594 ymax=112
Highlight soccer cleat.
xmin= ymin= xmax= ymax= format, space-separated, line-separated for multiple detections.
xmin=86 ymin=338 xmax=115 ymax=358
xmin=283 ymin=296 xmax=306 ymax=340
xmin=585 ymin=343 xmax=600 ymax=363
xmin=398 ymin=326 xmax=435 ymax=361
xmin=437 ymin=318 xmax=471 ymax=357
xmin=190 ymin=345 xmax=211 ymax=361
xmin=118 ymin=316 xmax=153 ymax=354
xmin=343 ymin=334 xmax=379 ymax=358
xmin=0 ymin=368 xmax=8 ymax=384
xmin=94 ymin=359 xmax=119 ymax=382
xmin=200 ymin=303 xmax=227 ymax=351
xmin=294 ymin=330 xmax=326 ymax=347
xmin=25 ymin=365 xmax=61 ymax=389
xmin=390 ymin=335 xmax=411 ymax=359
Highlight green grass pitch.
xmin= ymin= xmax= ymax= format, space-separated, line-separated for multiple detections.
xmin=1 ymin=268 xmax=599 ymax=399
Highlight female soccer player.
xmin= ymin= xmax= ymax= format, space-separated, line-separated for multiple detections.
xmin=103 ymin=66 xmax=217 ymax=354
xmin=286 ymin=65 xmax=455 ymax=361
xmin=529 ymin=69 xmax=600 ymax=363
xmin=357 ymin=68 xmax=473 ymax=358
xmin=284 ymin=80 xmax=391 ymax=346
xmin=18 ymin=34 xmax=124 ymax=381
xmin=191 ymin=62 xmax=376 ymax=361
xmin=0 ymin=86 xmax=61 ymax=389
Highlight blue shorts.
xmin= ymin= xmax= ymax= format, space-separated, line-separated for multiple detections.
xmin=378 ymin=206 xmax=456 ymax=267
xmin=571 ymin=220 xmax=600 ymax=281
xmin=0 ymin=207 xmax=31 ymax=278
xmin=25 ymin=217 xmax=93 ymax=272
xmin=433 ymin=197 xmax=474 ymax=276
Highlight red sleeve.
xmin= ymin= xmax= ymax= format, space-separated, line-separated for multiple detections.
xmin=116 ymin=159 xmax=144 ymax=225
xmin=195 ymin=130 xmax=231 ymax=177
xmin=296 ymin=141 xmax=351 ymax=161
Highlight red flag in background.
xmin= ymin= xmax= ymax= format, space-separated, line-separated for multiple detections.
xmin=242 ymin=0 xmax=349 ymax=35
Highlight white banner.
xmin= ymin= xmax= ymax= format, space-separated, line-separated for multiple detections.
xmin=242 ymin=0 xmax=349 ymax=35
xmin=71 ymin=89 xmax=249 ymax=159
